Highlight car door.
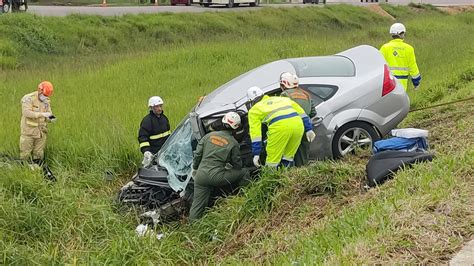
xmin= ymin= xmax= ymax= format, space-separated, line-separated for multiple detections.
xmin=298 ymin=84 xmax=339 ymax=159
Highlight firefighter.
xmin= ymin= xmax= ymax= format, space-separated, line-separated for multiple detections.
xmin=247 ymin=86 xmax=316 ymax=168
xmin=279 ymin=72 xmax=316 ymax=166
xmin=138 ymin=96 xmax=171 ymax=167
xmin=20 ymin=81 xmax=55 ymax=165
xmin=189 ymin=112 xmax=250 ymax=222
xmin=380 ymin=23 xmax=422 ymax=90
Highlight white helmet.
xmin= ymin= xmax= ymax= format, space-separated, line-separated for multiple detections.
xmin=280 ymin=72 xmax=299 ymax=89
xmin=390 ymin=23 xmax=406 ymax=36
xmin=148 ymin=96 xmax=164 ymax=107
xmin=247 ymin=86 xmax=264 ymax=102
xmin=222 ymin=111 xmax=241 ymax=130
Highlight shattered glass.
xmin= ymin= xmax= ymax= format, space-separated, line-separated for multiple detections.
xmin=157 ymin=117 xmax=194 ymax=193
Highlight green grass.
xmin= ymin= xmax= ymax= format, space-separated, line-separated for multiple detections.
xmin=0 ymin=4 xmax=473 ymax=264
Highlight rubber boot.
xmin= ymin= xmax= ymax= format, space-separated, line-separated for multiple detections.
xmin=33 ymin=159 xmax=56 ymax=182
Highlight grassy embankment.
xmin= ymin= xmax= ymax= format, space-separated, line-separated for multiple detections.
xmin=0 ymin=4 xmax=473 ymax=264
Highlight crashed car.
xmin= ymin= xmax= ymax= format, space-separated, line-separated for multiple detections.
xmin=118 ymin=45 xmax=410 ymax=222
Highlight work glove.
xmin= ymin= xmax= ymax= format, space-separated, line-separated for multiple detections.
xmin=141 ymin=151 xmax=153 ymax=167
xmin=41 ymin=112 xmax=52 ymax=118
xmin=253 ymin=155 xmax=261 ymax=168
xmin=306 ymin=130 xmax=316 ymax=143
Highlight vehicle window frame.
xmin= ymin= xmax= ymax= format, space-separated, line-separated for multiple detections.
xmin=298 ymin=84 xmax=339 ymax=104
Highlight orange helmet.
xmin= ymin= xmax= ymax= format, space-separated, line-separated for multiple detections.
xmin=38 ymin=81 xmax=54 ymax=97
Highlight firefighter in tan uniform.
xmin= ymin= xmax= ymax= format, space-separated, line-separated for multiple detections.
xmin=20 ymin=81 xmax=55 ymax=164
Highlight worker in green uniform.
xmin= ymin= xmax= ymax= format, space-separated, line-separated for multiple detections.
xmin=189 ymin=112 xmax=250 ymax=222
xmin=279 ymin=72 xmax=316 ymax=166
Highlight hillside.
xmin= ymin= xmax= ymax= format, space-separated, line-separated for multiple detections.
xmin=0 ymin=4 xmax=473 ymax=264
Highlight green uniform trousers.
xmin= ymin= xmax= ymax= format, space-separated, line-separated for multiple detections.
xmin=294 ymin=134 xmax=310 ymax=167
xmin=189 ymin=168 xmax=249 ymax=222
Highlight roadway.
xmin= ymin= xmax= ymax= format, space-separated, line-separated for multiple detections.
xmin=26 ymin=0 xmax=473 ymax=16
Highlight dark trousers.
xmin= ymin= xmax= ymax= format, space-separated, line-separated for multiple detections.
xmin=294 ymin=135 xmax=310 ymax=167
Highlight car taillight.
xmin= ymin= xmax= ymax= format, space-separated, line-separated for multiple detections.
xmin=382 ymin=64 xmax=396 ymax=97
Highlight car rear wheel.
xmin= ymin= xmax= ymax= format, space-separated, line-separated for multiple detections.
xmin=332 ymin=121 xmax=379 ymax=158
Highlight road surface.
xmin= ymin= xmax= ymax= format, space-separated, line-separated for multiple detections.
xmin=26 ymin=0 xmax=473 ymax=16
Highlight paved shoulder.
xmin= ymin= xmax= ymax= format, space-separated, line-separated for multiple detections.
xmin=28 ymin=5 xmax=261 ymax=16
xmin=450 ymin=240 xmax=474 ymax=266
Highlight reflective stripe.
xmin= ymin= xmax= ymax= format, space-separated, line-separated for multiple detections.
xmin=150 ymin=130 xmax=171 ymax=140
xmin=139 ymin=142 xmax=150 ymax=148
xmin=390 ymin=67 xmax=409 ymax=71
xmin=412 ymin=73 xmax=421 ymax=79
xmin=394 ymin=75 xmax=409 ymax=79
xmin=251 ymin=137 xmax=262 ymax=142
xmin=268 ymin=112 xmax=298 ymax=126
xmin=263 ymin=105 xmax=293 ymax=123
xmin=26 ymin=121 xmax=38 ymax=127
xmin=299 ymin=113 xmax=308 ymax=118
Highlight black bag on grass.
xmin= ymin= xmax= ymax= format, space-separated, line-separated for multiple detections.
xmin=366 ymin=150 xmax=434 ymax=188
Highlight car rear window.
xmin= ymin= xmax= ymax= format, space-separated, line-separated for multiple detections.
xmin=288 ymin=56 xmax=355 ymax=77
xmin=299 ymin=84 xmax=338 ymax=105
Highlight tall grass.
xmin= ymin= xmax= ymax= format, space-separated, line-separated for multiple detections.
xmin=0 ymin=5 xmax=473 ymax=264
xmin=0 ymin=5 xmax=385 ymax=69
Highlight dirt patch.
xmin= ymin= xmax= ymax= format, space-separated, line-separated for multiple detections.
xmin=438 ymin=5 xmax=474 ymax=15
xmin=364 ymin=4 xmax=395 ymax=20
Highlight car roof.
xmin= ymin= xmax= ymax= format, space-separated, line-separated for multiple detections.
xmin=196 ymin=45 xmax=382 ymax=118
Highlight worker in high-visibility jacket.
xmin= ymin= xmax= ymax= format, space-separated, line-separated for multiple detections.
xmin=138 ymin=96 xmax=171 ymax=167
xmin=380 ymin=23 xmax=422 ymax=90
xmin=247 ymin=86 xmax=316 ymax=168
xmin=279 ymin=72 xmax=316 ymax=167
xmin=20 ymin=81 xmax=55 ymax=163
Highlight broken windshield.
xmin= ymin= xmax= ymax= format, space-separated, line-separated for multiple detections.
xmin=157 ymin=116 xmax=194 ymax=193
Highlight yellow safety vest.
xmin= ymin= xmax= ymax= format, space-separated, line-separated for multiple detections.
xmin=380 ymin=39 xmax=421 ymax=90
xmin=248 ymin=95 xmax=307 ymax=143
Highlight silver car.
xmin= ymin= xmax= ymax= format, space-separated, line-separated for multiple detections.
xmin=119 ymin=45 xmax=409 ymax=217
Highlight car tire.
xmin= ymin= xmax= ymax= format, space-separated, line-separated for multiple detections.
xmin=332 ymin=121 xmax=380 ymax=158
xmin=227 ymin=0 xmax=233 ymax=8
xmin=203 ymin=3 xmax=209 ymax=6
